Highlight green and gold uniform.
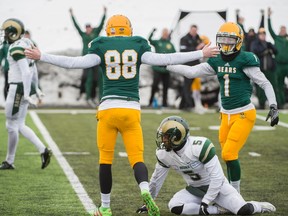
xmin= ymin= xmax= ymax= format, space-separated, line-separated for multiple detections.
xmin=88 ymin=36 xmax=151 ymax=166
xmin=208 ymin=51 xmax=259 ymax=110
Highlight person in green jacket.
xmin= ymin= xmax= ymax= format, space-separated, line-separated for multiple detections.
xmin=148 ymin=28 xmax=176 ymax=108
xmin=69 ymin=7 xmax=106 ymax=107
xmin=0 ymin=41 xmax=9 ymax=100
xmin=268 ymin=7 xmax=288 ymax=109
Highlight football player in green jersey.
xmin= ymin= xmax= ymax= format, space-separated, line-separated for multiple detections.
xmin=167 ymin=22 xmax=279 ymax=194
xmin=25 ymin=14 xmax=219 ymax=216
xmin=137 ymin=116 xmax=276 ymax=215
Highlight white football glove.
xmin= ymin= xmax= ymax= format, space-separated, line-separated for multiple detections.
xmin=23 ymin=96 xmax=38 ymax=108
xmin=36 ymin=88 xmax=45 ymax=100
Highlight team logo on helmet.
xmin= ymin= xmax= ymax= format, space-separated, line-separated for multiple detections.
xmin=156 ymin=116 xmax=190 ymax=151
xmin=0 ymin=18 xmax=25 ymax=45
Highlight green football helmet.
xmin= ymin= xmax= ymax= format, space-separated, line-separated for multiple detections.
xmin=156 ymin=116 xmax=190 ymax=151
xmin=0 ymin=18 xmax=25 ymax=45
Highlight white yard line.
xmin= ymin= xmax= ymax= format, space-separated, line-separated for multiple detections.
xmin=29 ymin=111 xmax=96 ymax=212
xmin=256 ymin=114 xmax=288 ymax=128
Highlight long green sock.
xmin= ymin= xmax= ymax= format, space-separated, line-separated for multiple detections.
xmin=226 ymin=159 xmax=241 ymax=182
xmin=226 ymin=160 xmax=241 ymax=192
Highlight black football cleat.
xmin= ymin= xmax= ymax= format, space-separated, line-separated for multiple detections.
xmin=0 ymin=161 xmax=15 ymax=170
xmin=41 ymin=148 xmax=52 ymax=169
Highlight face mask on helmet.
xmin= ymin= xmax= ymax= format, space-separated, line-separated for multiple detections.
xmin=156 ymin=116 xmax=189 ymax=151
xmin=0 ymin=18 xmax=25 ymax=45
xmin=216 ymin=22 xmax=243 ymax=55
xmin=105 ymin=15 xmax=133 ymax=37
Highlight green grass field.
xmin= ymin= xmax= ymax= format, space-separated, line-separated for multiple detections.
xmin=0 ymin=109 xmax=287 ymax=216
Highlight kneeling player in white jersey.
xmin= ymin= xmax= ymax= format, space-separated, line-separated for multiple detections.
xmin=0 ymin=18 xmax=51 ymax=170
xmin=137 ymin=116 xmax=276 ymax=215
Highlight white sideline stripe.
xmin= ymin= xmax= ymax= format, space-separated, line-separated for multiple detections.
xmin=256 ymin=114 xmax=288 ymax=128
xmin=29 ymin=111 xmax=96 ymax=212
xmin=24 ymin=152 xmax=91 ymax=155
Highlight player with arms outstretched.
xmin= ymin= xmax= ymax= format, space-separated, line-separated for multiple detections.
xmin=137 ymin=116 xmax=276 ymax=215
xmin=0 ymin=18 xmax=51 ymax=170
xmin=167 ymin=22 xmax=279 ymax=193
xmin=25 ymin=15 xmax=219 ymax=216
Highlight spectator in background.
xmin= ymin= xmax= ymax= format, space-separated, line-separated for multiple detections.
xmin=24 ymin=30 xmax=37 ymax=46
xmin=236 ymin=9 xmax=264 ymax=51
xmin=148 ymin=28 xmax=176 ymax=108
xmin=69 ymin=6 xmax=106 ymax=107
xmin=0 ymin=40 xmax=9 ymax=100
xmin=191 ymin=35 xmax=210 ymax=114
xmin=268 ymin=7 xmax=288 ymax=109
xmin=251 ymin=27 xmax=278 ymax=109
xmin=179 ymin=25 xmax=205 ymax=111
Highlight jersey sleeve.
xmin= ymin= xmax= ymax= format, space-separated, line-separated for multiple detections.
xmin=243 ymin=51 xmax=260 ymax=68
xmin=10 ymin=38 xmax=34 ymax=61
xmin=192 ymin=137 xmax=216 ymax=164
xmin=10 ymin=46 xmax=25 ymax=61
xmin=207 ymin=56 xmax=218 ymax=72
xmin=138 ymin=36 xmax=152 ymax=54
xmin=87 ymin=37 xmax=102 ymax=54
xmin=155 ymin=149 xmax=170 ymax=168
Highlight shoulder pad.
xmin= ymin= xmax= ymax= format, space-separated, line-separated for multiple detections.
xmin=156 ymin=149 xmax=170 ymax=168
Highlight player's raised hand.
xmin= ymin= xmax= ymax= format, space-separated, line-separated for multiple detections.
xmin=202 ymin=42 xmax=220 ymax=58
xmin=25 ymin=46 xmax=41 ymax=60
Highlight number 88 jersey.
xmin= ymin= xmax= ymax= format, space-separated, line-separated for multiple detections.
xmin=88 ymin=36 xmax=151 ymax=101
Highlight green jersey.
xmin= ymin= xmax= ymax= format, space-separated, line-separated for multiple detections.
xmin=88 ymin=36 xmax=151 ymax=101
xmin=207 ymin=51 xmax=260 ymax=110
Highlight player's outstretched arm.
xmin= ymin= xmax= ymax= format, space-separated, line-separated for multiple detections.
xmin=141 ymin=43 xmax=219 ymax=66
xmin=25 ymin=47 xmax=101 ymax=69
xmin=167 ymin=62 xmax=215 ymax=79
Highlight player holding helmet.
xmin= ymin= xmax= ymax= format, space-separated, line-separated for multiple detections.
xmin=137 ymin=116 xmax=276 ymax=215
xmin=167 ymin=22 xmax=279 ymax=193
xmin=0 ymin=18 xmax=51 ymax=170
xmin=25 ymin=14 xmax=219 ymax=216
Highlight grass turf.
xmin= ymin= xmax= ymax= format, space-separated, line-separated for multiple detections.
xmin=0 ymin=110 xmax=287 ymax=215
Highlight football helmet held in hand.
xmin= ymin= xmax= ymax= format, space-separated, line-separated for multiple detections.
xmin=216 ymin=22 xmax=244 ymax=55
xmin=0 ymin=18 xmax=25 ymax=45
xmin=105 ymin=15 xmax=133 ymax=37
xmin=156 ymin=116 xmax=189 ymax=151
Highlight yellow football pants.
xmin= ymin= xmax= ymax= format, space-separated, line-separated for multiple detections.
xmin=96 ymin=108 xmax=144 ymax=167
xmin=219 ymin=109 xmax=256 ymax=161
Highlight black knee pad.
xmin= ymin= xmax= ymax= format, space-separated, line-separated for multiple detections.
xmin=170 ymin=205 xmax=184 ymax=215
xmin=237 ymin=203 xmax=254 ymax=215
